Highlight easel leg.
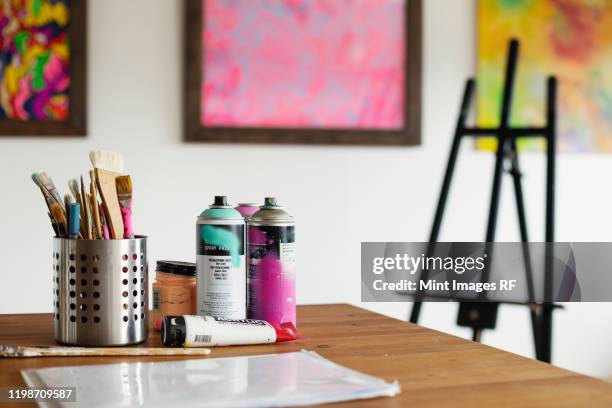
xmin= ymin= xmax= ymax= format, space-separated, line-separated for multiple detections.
xmin=535 ymin=304 xmax=553 ymax=362
xmin=461 ymin=41 xmax=519 ymax=341
xmin=410 ymin=80 xmax=475 ymax=324
xmin=508 ymin=138 xmax=540 ymax=357
xmin=462 ymin=131 xmax=506 ymax=341
xmin=536 ymin=77 xmax=557 ymax=363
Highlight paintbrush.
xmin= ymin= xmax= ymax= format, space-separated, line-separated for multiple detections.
xmin=116 ymin=175 xmax=134 ymax=239
xmin=90 ymin=170 xmax=102 ymax=239
xmin=69 ymin=178 xmax=87 ymax=237
xmin=99 ymin=202 xmax=110 ymax=239
xmin=68 ymin=203 xmax=81 ymax=240
xmin=80 ymin=175 xmax=92 ymax=239
xmin=33 ymin=174 xmax=61 ymax=234
xmin=90 ymin=193 xmax=100 ymax=238
xmin=86 ymin=194 xmax=94 ymax=238
xmin=32 ymin=172 xmax=64 ymax=236
xmin=63 ymin=194 xmax=74 ymax=220
xmin=0 ymin=345 xmax=211 ymax=358
xmin=86 ymin=193 xmax=94 ymax=238
xmin=32 ymin=173 xmax=59 ymax=212
xmin=50 ymin=203 xmax=67 ymax=238
xmin=90 ymin=150 xmax=124 ymax=239
xmin=64 ymin=194 xmax=83 ymax=239
xmin=37 ymin=172 xmax=64 ymax=207
xmin=68 ymin=178 xmax=80 ymax=201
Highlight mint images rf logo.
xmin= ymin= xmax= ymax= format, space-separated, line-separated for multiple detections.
xmin=372 ymin=253 xmax=487 ymax=275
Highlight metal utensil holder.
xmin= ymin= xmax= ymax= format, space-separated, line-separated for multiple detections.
xmin=52 ymin=236 xmax=148 ymax=346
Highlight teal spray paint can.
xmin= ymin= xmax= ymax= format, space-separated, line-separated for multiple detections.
xmin=196 ymin=196 xmax=246 ymax=319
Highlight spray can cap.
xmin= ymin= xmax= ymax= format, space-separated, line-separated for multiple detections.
xmin=248 ymin=197 xmax=293 ymax=225
xmin=212 ymin=195 xmax=229 ymax=207
xmin=264 ymin=197 xmax=278 ymax=207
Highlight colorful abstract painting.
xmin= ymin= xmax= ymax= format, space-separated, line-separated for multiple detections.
xmin=0 ymin=0 xmax=70 ymax=121
xmin=477 ymin=0 xmax=612 ymax=152
xmin=201 ymin=0 xmax=406 ymax=130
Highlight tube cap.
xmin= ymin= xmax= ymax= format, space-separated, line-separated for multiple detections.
xmin=274 ymin=322 xmax=298 ymax=342
xmin=161 ymin=316 xmax=186 ymax=347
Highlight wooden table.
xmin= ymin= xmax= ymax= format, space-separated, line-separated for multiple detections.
xmin=1 ymin=304 xmax=611 ymax=407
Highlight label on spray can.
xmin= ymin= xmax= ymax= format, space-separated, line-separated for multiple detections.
xmin=247 ymin=225 xmax=296 ymax=325
xmin=196 ymin=197 xmax=246 ymax=319
xmin=280 ymin=242 xmax=296 ymax=265
xmin=247 ymin=198 xmax=295 ymax=327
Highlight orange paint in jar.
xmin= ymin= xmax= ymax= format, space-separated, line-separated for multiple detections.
xmin=151 ymin=261 xmax=196 ymax=330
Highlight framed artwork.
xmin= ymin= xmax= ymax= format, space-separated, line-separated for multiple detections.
xmin=185 ymin=0 xmax=421 ymax=145
xmin=0 ymin=0 xmax=86 ymax=136
xmin=476 ymin=0 xmax=612 ymax=153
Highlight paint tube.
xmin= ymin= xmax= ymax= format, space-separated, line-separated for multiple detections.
xmin=161 ymin=315 xmax=298 ymax=347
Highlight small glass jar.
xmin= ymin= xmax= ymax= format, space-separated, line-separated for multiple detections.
xmin=151 ymin=261 xmax=196 ymax=330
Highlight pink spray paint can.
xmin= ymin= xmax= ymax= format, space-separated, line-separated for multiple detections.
xmin=235 ymin=203 xmax=260 ymax=218
xmin=247 ymin=197 xmax=296 ymax=327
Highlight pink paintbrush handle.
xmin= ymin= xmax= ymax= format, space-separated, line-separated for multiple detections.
xmin=102 ymin=224 xmax=110 ymax=240
xmin=121 ymin=206 xmax=134 ymax=238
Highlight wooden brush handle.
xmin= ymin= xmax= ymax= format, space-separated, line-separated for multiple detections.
xmin=80 ymin=177 xmax=92 ymax=239
xmin=5 ymin=346 xmax=211 ymax=357
xmin=95 ymin=169 xmax=124 ymax=239
xmin=86 ymin=194 xmax=94 ymax=239
xmin=75 ymin=194 xmax=87 ymax=237
xmin=90 ymin=172 xmax=102 ymax=239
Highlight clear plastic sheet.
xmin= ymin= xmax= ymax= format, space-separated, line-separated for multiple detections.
xmin=22 ymin=350 xmax=400 ymax=407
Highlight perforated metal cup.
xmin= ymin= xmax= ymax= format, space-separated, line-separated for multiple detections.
xmin=52 ymin=236 xmax=148 ymax=346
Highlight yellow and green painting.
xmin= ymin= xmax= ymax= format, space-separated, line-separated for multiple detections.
xmin=477 ymin=0 xmax=612 ymax=152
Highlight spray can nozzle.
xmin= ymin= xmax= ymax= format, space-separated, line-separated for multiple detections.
xmin=213 ymin=196 xmax=228 ymax=207
xmin=264 ymin=197 xmax=278 ymax=207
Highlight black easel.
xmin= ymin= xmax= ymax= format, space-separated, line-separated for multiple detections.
xmin=409 ymin=39 xmax=557 ymax=363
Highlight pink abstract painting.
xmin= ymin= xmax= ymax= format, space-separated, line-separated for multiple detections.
xmin=201 ymin=0 xmax=406 ymax=129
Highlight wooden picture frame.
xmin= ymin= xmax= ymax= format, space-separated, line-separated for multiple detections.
xmin=0 ymin=0 xmax=87 ymax=137
xmin=185 ymin=0 xmax=421 ymax=145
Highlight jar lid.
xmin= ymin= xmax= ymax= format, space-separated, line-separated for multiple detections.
xmin=156 ymin=260 xmax=196 ymax=276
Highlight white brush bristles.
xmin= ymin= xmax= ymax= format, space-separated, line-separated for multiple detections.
xmin=64 ymin=194 xmax=75 ymax=206
xmin=68 ymin=179 xmax=80 ymax=198
xmin=89 ymin=150 xmax=124 ymax=173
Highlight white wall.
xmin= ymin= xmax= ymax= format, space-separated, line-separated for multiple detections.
xmin=1 ymin=0 xmax=611 ymax=378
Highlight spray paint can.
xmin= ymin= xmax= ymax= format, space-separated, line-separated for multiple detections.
xmin=196 ymin=196 xmax=246 ymax=319
xmin=247 ymin=197 xmax=296 ymax=327
xmin=235 ymin=203 xmax=260 ymax=218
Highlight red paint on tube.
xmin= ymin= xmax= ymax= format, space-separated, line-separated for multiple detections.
xmin=274 ymin=321 xmax=298 ymax=342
